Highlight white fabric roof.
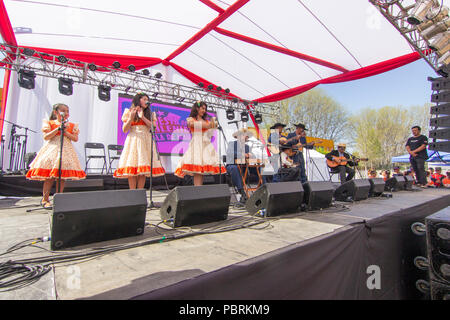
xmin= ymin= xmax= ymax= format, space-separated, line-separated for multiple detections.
xmin=3 ymin=0 xmax=438 ymax=100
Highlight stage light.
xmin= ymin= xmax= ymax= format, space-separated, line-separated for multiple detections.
xmin=407 ymin=0 xmax=438 ymax=25
xmin=241 ymin=110 xmax=249 ymax=122
xmin=232 ymin=97 xmax=239 ymax=103
xmin=226 ymin=108 xmax=235 ymax=120
xmin=112 ymin=61 xmax=121 ymax=69
xmin=243 ymin=100 xmax=249 ymax=106
xmin=198 ymin=82 xmax=204 ymax=88
xmin=254 ymin=112 xmax=263 ymax=124
xmin=225 ymin=88 xmax=230 ymax=94
xmin=22 ymin=48 xmax=35 ymax=57
xmin=155 ymin=72 xmax=162 ymax=79
xmin=57 ymin=55 xmax=68 ymax=64
xmin=18 ymin=69 xmax=36 ymax=89
xmin=88 ymin=63 xmax=97 ymax=71
xmin=58 ymin=77 xmax=74 ymax=96
xmin=98 ymin=84 xmax=111 ymax=102
xmin=207 ymin=84 xmax=214 ymax=90
xmin=420 ymin=19 xmax=449 ymax=40
xmin=216 ymin=86 xmax=222 ymax=91
xmin=142 ymin=69 xmax=150 ymax=76
xmin=253 ymin=101 xmax=259 ymax=106
xmin=429 ymin=31 xmax=450 ymax=55
xmin=128 ymin=64 xmax=136 ymax=72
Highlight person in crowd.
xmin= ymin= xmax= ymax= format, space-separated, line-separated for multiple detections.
xmin=442 ymin=171 xmax=450 ymax=187
xmin=431 ymin=167 xmax=446 ymax=188
xmin=26 ymin=103 xmax=86 ymax=209
xmin=114 ymin=92 xmax=165 ymax=188
xmin=368 ymin=169 xmax=377 ymax=178
xmin=392 ymin=166 xmax=403 ymax=176
xmin=382 ymin=170 xmax=391 ymax=181
xmin=174 ymin=101 xmax=225 ymax=185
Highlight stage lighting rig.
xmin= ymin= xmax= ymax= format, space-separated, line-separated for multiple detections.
xmin=22 ymin=48 xmax=35 ymax=57
xmin=88 ymin=63 xmax=97 ymax=71
xmin=112 ymin=61 xmax=121 ymax=69
xmin=18 ymin=69 xmax=36 ymax=89
xmin=155 ymin=72 xmax=163 ymax=79
xmin=142 ymin=69 xmax=150 ymax=76
xmin=57 ymin=55 xmax=68 ymax=64
xmin=241 ymin=110 xmax=249 ymax=122
xmin=128 ymin=64 xmax=136 ymax=72
xmin=98 ymin=84 xmax=111 ymax=102
xmin=254 ymin=112 xmax=263 ymax=124
xmin=198 ymin=82 xmax=204 ymax=88
xmin=58 ymin=77 xmax=74 ymax=96
xmin=226 ymin=108 xmax=235 ymax=120
xmin=207 ymin=84 xmax=214 ymax=90
xmin=407 ymin=0 xmax=439 ymax=25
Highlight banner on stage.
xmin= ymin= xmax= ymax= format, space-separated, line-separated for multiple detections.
xmin=118 ymin=94 xmax=217 ymax=156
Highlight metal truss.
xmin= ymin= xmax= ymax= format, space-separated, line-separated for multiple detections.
xmin=0 ymin=43 xmax=280 ymax=119
xmin=369 ymin=0 xmax=448 ymax=76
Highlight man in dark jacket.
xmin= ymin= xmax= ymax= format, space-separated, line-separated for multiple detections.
xmin=405 ymin=126 xmax=428 ymax=187
xmin=325 ymin=143 xmax=359 ymax=184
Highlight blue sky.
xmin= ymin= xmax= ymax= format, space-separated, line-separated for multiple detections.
xmin=319 ymin=59 xmax=437 ymax=114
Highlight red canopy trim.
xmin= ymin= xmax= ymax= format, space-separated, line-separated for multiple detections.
xmin=198 ymin=0 xmax=225 ymax=14
xmin=0 ymin=0 xmax=17 ymax=47
xmin=255 ymin=51 xmax=422 ymax=103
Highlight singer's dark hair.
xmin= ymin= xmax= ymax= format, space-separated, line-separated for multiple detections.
xmin=49 ymin=103 xmax=68 ymax=120
xmin=131 ymin=92 xmax=151 ymax=122
xmin=189 ymin=101 xmax=208 ymax=121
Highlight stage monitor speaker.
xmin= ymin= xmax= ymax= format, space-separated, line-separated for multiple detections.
xmin=368 ymin=178 xmax=385 ymax=197
xmin=425 ymin=209 xmax=450 ymax=284
xmin=160 ymin=184 xmax=230 ymax=227
xmin=302 ymin=181 xmax=334 ymax=210
xmin=51 ymin=189 xmax=147 ymax=250
xmin=404 ymin=175 xmax=415 ymax=190
xmin=245 ymin=181 xmax=303 ymax=217
xmin=333 ymin=179 xmax=370 ymax=202
xmin=385 ymin=176 xmax=405 ymax=191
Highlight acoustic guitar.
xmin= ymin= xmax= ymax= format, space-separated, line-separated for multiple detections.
xmin=268 ymin=137 xmax=322 ymax=154
xmin=327 ymin=156 xmax=368 ymax=168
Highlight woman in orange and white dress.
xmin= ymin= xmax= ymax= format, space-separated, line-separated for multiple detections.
xmin=174 ymin=101 xmax=226 ymax=186
xmin=114 ymin=92 xmax=165 ymax=189
xmin=26 ymin=103 xmax=86 ymax=209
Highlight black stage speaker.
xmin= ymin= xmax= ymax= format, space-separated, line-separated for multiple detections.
xmin=404 ymin=175 xmax=415 ymax=190
xmin=51 ymin=189 xmax=147 ymax=250
xmin=425 ymin=209 xmax=450 ymax=284
xmin=385 ymin=176 xmax=405 ymax=191
xmin=333 ymin=179 xmax=371 ymax=202
xmin=302 ymin=181 xmax=334 ymax=210
xmin=160 ymin=184 xmax=230 ymax=227
xmin=368 ymin=178 xmax=385 ymax=197
xmin=245 ymin=181 xmax=303 ymax=217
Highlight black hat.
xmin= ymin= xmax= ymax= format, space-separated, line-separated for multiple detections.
xmin=294 ymin=123 xmax=308 ymax=130
xmin=270 ymin=122 xmax=286 ymax=129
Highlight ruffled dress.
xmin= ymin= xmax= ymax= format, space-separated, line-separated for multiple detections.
xmin=113 ymin=108 xmax=165 ymax=178
xmin=174 ymin=117 xmax=226 ymax=178
xmin=26 ymin=120 xmax=86 ymax=181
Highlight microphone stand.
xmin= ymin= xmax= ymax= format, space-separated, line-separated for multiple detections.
xmin=215 ymin=116 xmax=228 ymax=185
xmin=57 ymin=118 xmax=67 ymax=193
xmin=347 ymin=151 xmax=363 ymax=179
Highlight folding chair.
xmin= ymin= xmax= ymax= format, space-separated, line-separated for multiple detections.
xmin=107 ymin=144 xmax=123 ymax=174
xmin=84 ymin=142 xmax=107 ymax=175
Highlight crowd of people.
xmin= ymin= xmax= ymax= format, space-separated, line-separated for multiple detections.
xmin=367 ymin=166 xmax=450 ymax=188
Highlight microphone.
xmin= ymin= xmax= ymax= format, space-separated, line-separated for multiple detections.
xmin=228 ymin=120 xmax=239 ymax=124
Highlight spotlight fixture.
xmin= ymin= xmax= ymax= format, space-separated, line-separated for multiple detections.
xmin=254 ymin=112 xmax=263 ymax=124
xmin=253 ymin=101 xmax=259 ymax=106
xmin=18 ymin=69 xmax=36 ymax=89
xmin=225 ymin=88 xmax=230 ymax=94
xmin=241 ymin=110 xmax=249 ymax=122
xmin=226 ymin=108 xmax=235 ymax=120
xmin=407 ymin=0 xmax=438 ymax=25
xmin=142 ymin=69 xmax=150 ymax=76
xmin=420 ymin=19 xmax=449 ymax=40
xmin=57 ymin=55 xmax=68 ymax=64
xmin=98 ymin=84 xmax=111 ymax=102
xmin=128 ymin=64 xmax=136 ymax=72
xmin=155 ymin=72 xmax=163 ymax=79
xmin=58 ymin=77 xmax=74 ymax=96
xmin=216 ymin=86 xmax=222 ymax=91
xmin=198 ymin=82 xmax=204 ymax=88
xmin=232 ymin=97 xmax=239 ymax=103
xmin=112 ymin=61 xmax=121 ymax=69
xmin=207 ymin=84 xmax=214 ymax=90
xmin=88 ymin=63 xmax=97 ymax=71
xmin=428 ymin=31 xmax=450 ymax=55
xmin=22 ymin=48 xmax=35 ymax=57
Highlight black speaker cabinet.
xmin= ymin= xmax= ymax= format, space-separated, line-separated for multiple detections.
xmin=425 ymin=208 xmax=450 ymax=284
xmin=160 ymin=184 xmax=230 ymax=227
xmin=368 ymin=178 xmax=385 ymax=197
xmin=334 ymin=179 xmax=370 ymax=201
xmin=430 ymin=280 xmax=450 ymax=300
xmin=245 ymin=182 xmax=303 ymax=217
xmin=302 ymin=181 xmax=334 ymax=210
xmin=403 ymin=175 xmax=415 ymax=190
xmin=51 ymin=189 xmax=147 ymax=250
xmin=385 ymin=176 xmax=405 ymax=191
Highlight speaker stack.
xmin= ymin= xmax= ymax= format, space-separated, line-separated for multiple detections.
xmin=429 ymin=77 xmax=450 ymax=153
xmin=333 ymin=179 xmax=371 ymax=202
xmin=368 ymin=178 xmax=385 ymax=197
xmin=385 ymin=176 xmax=406 ymax=192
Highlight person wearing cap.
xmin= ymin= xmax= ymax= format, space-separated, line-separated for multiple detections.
xmin=225 ymin=128 xmax=257 ymax=203
xmin=267 ymin=122 xmax=287 ymax=174
xmin=275 ymin=142 xmax=301 ymax=182
xmin=405 ymin=126 xmax=428 ymax=188
xmin=285 ymin=123 xmax=316 ymax=184
xmin=392 ymin=166 xmax=403 ymax=176
xmin=325 ymin=143 xmax=359 ymax=184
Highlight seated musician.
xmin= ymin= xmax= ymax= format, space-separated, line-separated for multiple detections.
xmin=267 ymin=122 xmax=287 ymax=173
xmin=226 ymin=128 xmax=256 ymax=203
xmin=275 ymin=143 xmax=301 ymax=182
xmin=325 ymin=143 xmax=359 ymax=184
xmin=285 ymin=123 xmax=316 ymax=183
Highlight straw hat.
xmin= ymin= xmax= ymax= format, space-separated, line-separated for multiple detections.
xmin=337 ymin=143 xmax=347 ymax=148
xmin=232 ymin=128 xmax=254 ymax=139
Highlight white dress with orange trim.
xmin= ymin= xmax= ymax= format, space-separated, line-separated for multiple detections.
xmin=26 ymin=120 xmax=86 ymax=181
xmin=113 ymin=108 xmax=165 ymax=178
xmin=174 ymin=117 xmax=226 ymax=178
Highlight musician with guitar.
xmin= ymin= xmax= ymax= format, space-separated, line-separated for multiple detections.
xmin=325 ymin=143 xmax=363 ymax=184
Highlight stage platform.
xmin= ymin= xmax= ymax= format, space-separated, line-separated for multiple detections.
xmin=0 ymin=186 xmax=449 ymax=300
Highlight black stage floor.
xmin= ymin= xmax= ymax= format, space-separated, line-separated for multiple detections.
xmin=0 ymin=183 xmax=449 ymax=300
